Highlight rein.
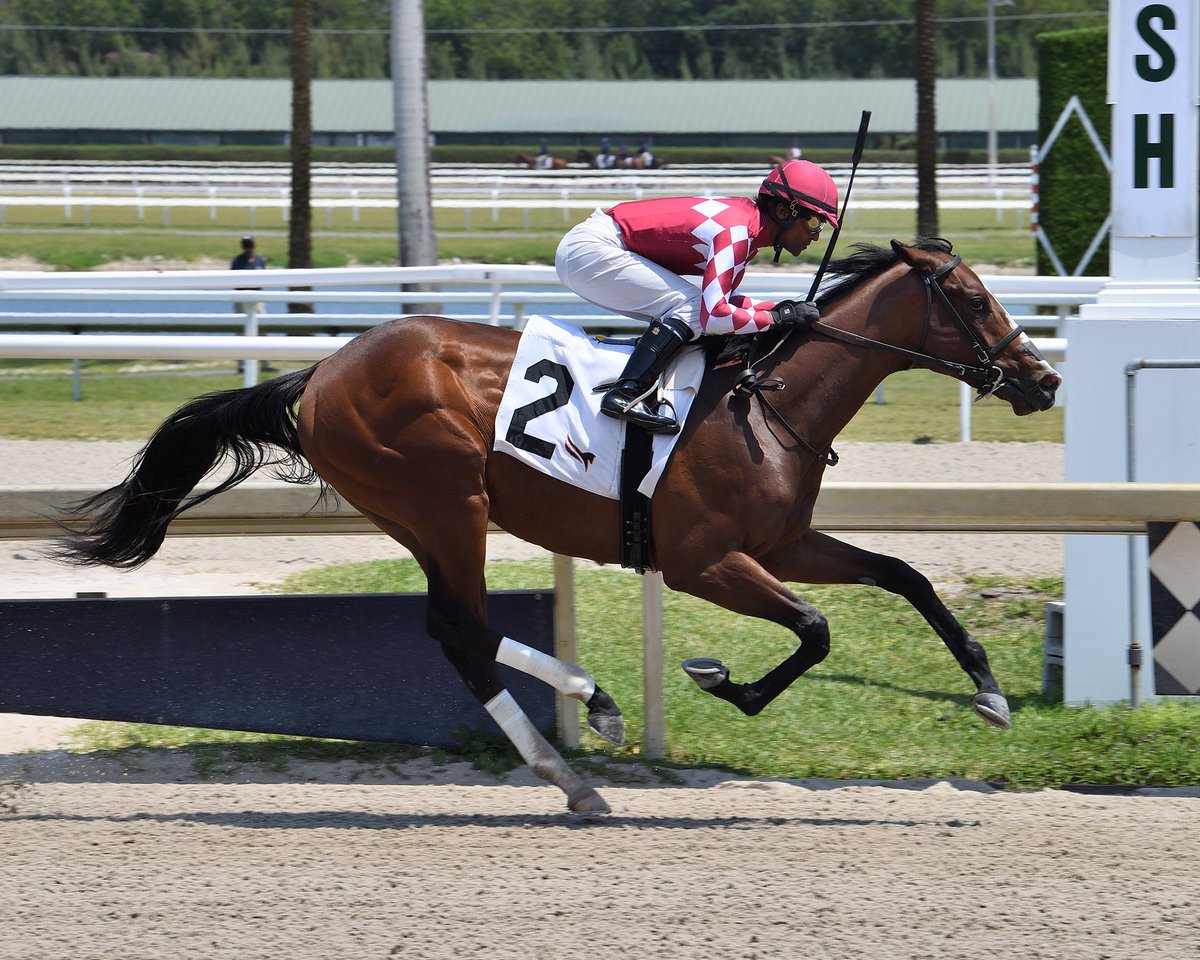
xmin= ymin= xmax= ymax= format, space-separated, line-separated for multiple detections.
xmin=736 ymin=255 xmax=1026 ymax=463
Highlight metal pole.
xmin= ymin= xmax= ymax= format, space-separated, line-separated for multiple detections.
xmin=1125 ymin=360 xmax=1143 ymax=709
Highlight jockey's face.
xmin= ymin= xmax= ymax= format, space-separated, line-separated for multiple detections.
xmin=773 ymin=205 xmax=824 ymax=257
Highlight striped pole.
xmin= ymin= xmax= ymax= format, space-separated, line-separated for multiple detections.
xmin=1030 ymin=144 xmax=1039 ymax=235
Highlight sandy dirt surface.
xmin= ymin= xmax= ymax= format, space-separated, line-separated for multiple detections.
xmin=1 ymin=773 xmax=1198 ymax=960
xmin=8 ymin=439 xmax=1195 ymax=960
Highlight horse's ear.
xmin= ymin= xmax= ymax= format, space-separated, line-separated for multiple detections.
xmin=890 ymin=239 xmax=916 ymax=266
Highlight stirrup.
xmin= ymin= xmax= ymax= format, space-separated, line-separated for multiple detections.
xmin=601 ymin=385 xmax=679 ymax=434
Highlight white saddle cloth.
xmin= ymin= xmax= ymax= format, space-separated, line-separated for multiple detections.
xmin=493 ymin=315 xmax=706 ymax=500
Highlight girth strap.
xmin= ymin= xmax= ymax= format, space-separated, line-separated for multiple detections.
xmin=618 ymin=423 xmax=656 ymax=574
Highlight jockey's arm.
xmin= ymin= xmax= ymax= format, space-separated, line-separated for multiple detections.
xmin=696 ymin=232 xmax=778 ymax=336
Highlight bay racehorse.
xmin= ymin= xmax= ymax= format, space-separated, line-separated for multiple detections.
xmin=577 ymin=149 xmax=667 ymax=170
xmin=56 ymin=238 xmax=1061 ymax=814
xmin=515 ymin=152 xmax=568 ymax=170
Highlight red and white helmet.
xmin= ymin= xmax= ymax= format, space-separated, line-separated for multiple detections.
xmin=759 ymin=160 xmax=839 ymax=229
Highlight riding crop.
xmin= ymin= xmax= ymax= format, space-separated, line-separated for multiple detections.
xmin=806 ymin=109 xmax=872 ymax=303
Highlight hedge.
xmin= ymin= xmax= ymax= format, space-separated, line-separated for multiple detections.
xmin=1036 ymin=27 xmax=1110 ymax=276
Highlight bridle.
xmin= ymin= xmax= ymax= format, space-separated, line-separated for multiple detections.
xmin=810 ymin=255 xmax=1025 ymax=401
xmin=735 ymin=255 xmax=1027 ymax=464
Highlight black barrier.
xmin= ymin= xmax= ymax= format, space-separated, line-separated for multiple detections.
xmin=0 ymin=591 xmax=556 ymax=748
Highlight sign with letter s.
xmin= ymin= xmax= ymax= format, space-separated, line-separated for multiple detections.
xmin=1109 ymin=0 xmax=1198 ymax=238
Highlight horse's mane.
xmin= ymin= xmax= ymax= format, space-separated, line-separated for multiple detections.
xmin=708 ymin=236 xmax=955 ymax=366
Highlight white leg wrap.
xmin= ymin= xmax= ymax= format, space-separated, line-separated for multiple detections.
xmin=484 ymin=689 xmax=609 ymax=814
xmin=495 ymin=636 xmax=596 ymax=702
xmin=484 ymin=690 xmax=545 ymax=766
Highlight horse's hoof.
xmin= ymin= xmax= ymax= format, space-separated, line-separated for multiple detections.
xmin=972 ymin=692 xmax=1012 ymax=729
xmin=683 ymin=657 xmax=729 ymax=691
xmin=568 ymin=787 xmax=611 ymax=816
xmin=588 ymin=711 xmax=625 ymax=746
xmin=586 ymin=686 xmax=625 ymax=745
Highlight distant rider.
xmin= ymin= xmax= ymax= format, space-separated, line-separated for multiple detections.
xmin=555 ymin=160 xmax=838 ymax=434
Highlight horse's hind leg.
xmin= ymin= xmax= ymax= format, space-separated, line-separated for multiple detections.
xmin=761 ymin=529 xmax=1010 ymax=729
xmin=439 ymin=645 xmax=610 ymax=815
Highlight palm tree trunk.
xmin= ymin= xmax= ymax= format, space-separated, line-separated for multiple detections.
xmin=288 ymin=0 xmax=313 ymax=272
xmin=392 ymin=0 xmax=439 ymax=313
xmin=915 ymin=0 xmax=939 ymax=238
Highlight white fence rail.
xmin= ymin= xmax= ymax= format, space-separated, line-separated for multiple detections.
xmin=0 ymin=161 xmax=1037 ymax=228
xmin=0 ymin=263 xmax=1090 ymax=433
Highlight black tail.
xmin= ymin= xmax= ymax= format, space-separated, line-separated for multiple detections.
xmin=56 ymin=367 xmax=320 ymax=568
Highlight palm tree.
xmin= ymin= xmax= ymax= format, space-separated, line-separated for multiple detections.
xmin=392 ymin=0 xmax=437 ymax=312
xmin=915 ymin=0 xmax=938 ymax=238
xmin=288 ymin=0 xmax=313 ymax=272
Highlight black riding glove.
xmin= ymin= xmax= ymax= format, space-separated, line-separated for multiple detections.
xmin=769 ymin=300 xmax=819 ymax=331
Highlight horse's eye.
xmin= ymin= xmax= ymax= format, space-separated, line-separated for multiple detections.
xmin=968 ymin=296 xmax=987 ymax=314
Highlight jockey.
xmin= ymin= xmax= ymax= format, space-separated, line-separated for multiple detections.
xmin=555 ymin=159 xmax=839 ymax=434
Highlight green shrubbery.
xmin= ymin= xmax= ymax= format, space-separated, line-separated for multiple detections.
xmin=1035 ymin=27 xmax=1110 ymax=276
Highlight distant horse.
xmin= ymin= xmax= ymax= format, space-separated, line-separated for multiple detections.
xmin=515 ymin=152 xmax=568 ymax=170
xmin=578 ymin=148 xmax=666 ymax=170
xmin=57 ymin=238 xmax=1060 ymax=814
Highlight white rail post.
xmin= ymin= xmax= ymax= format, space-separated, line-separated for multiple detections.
xmin=642 ymin=570 xmax=666 ymax=759
xmin=488 ymin=279 xmax=503 ymax=326
xmin=959 ymin=379 xmax=973 ymax=442
xmin=552 ymin=554 xmax=579 ymax=749
xmin=241 ymin=303 xmax=260 ymax=388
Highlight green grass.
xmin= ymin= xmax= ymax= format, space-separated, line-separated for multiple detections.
xmin=70 ymin=559 xmax=1200 ymax=788
xmin=0 ymin=363 xmax=256 ymax=439
xmin=0 ymin=362 xmax=1060 ymax=443
xmin=0 ymin=202 xmax=1035 ymax=271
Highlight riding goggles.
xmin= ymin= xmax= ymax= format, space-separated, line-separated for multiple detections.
xmin=801 ymin=213 xmax=824 ymax=236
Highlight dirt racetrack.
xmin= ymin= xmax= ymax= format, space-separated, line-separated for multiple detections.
xmin=2 ymin=772 xmax=1199 ymax=960
xmin=3 ymin=439 xmax=1200 ymax=958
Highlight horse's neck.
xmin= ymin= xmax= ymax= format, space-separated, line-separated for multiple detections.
xmin=769 ymin=327 xmax=905 ymax=448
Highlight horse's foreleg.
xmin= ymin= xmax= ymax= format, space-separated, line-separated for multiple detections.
xmin=665 ymin=552 xmax=831 ymax=717
xmin=439 ymin=646 xmax=610 ymax=815
xmin=761 ymin=530 xmax=1010 ymax=729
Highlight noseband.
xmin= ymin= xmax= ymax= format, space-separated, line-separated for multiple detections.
xmin=735 ymin=255 xmax=1027 ymax=464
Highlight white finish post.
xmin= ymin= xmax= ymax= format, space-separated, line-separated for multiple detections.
xmin=642 ymin=571 xmax=665 ymax=759
xmin=1065 ymin=0 xmax=1200 ymax=706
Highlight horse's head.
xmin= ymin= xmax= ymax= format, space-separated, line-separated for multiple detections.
xmin=888 ymin=239 xmax=1061 ymax=416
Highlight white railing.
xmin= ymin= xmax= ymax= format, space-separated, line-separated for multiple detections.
xmin=0 ymin=161 xmax=1037 ymax=228
xmin=0 ymin=263 xmax=1089 ymax=431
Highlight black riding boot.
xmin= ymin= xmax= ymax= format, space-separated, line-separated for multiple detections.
xmin=600 ymin=318 xmax=691 ymax=434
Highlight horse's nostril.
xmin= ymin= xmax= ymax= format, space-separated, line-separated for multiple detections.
xmin=1040 ymin=372 xmax=1062 ymax=393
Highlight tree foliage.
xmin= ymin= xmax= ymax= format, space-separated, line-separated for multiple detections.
xmin=0 ymin=0 xmax=1107 ymax=79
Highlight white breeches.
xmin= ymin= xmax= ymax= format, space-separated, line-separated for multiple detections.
xmin=555 ymin=209 xmax=704 ymax=338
